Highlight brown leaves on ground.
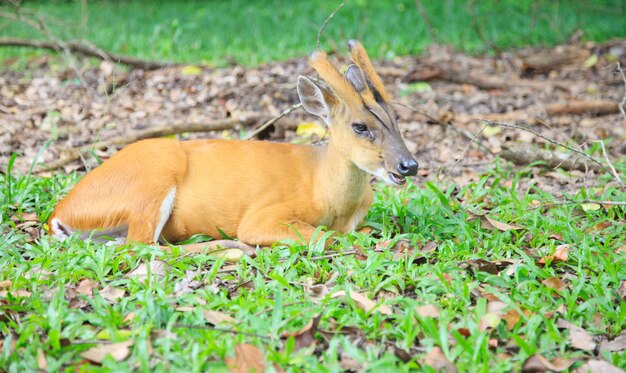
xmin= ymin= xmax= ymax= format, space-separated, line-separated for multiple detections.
xmin=127 ymin=260 xmax=170 ymax=283
xmin=329 ymin=290 xmax=393 ymax=315
xmin=225 ymin=343 xmax=266 ymax=373
xmin=468 ymin=214 xmax=522 ymax=232
xmin=421 ymin=347 xmax=457 ymax=373
xmin=599 ymin=330 xmax=626 ymax=352
xmin=573 ymin=360 xmax=625 ymax=373
xmin=80 ymin=340 xmax=134 ymax=364
xmin=203 ymin=310 xmax=236 ymax=327
xmin=556 ymin=318 xmax=596 ymax=351
xmin=282 ymin=315 xmax=321 ymax=352
xmin=521 ymin=354 xmax=575 ymax=372
xmin=538 ymin=244 xmax=569 ymax=265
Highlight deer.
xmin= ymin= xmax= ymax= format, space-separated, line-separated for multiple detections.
xmin=47 ymin=40 xmax=418 ymax=250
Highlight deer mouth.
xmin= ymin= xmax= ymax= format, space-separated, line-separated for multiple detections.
xmin=388 ymin=172 xmax=407 ymax=185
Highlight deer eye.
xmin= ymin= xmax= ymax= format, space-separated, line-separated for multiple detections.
xmin=352 ymin=122 xmax=369 ymax=135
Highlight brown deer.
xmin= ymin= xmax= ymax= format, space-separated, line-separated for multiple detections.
xmin=48 ymin=40 xmax=418 ymax=247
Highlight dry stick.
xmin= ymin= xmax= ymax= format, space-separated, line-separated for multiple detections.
xmin=599 ymin=140 xmax=624 ymax=186
xmin=414 ymin=0 xmax=436 ymax=40
xmin=443 ymin=124 xmax=488 ymax=181
xmin=316 ymin=0 xmax=349 ymax=50
xmin=39 ymin=115 xmax=266 ymax=173
xmin=618 ymin=62 xmax=626 ymax=121
xmin=478 ymin=119 xmax=609 ymax=174
xmin=533 ymin=198 xmax=626 ymax=209
xmin=394 ymin=101 xmax=493 ymax=154
xmin=0 ymin=37 xmax=173 ymax=70
xmin=171 ymin=324 xmax=271 ymax=340
xmin=244 ymin=103 xmax=303 ymax=140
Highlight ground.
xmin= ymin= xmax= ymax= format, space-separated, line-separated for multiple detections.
xmin=1 ymin=2 xmax=626 ymax=372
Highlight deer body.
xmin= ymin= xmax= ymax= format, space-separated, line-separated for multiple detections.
xmin=48 ymin=41 xmax=417 ymax=247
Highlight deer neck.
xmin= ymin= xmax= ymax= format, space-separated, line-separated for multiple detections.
xmin=315 ymin=137 xmax=370 ymax=207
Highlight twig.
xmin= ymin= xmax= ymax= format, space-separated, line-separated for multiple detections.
xmin=394 ymin=101 xmax=492 ymax=154
xmin=172 ymin=324 xmax=271 ymax=340
xmin=414 ymin=0 xmax=436 ymax=40
xmin=316 ymin=0 xmax=349 ymax=50
xmin=443 ymin=124 xmax=488 ymax=181
xmin=532 ymin=198 xmax=626 ymax=209
xmin=40 ymin=115 xmax=266 ymax=173
xmin=618 ymin=62 xmax=626 ymax=121
xmin=478 ymin=119 xmax=609 ymax=174
xmin=0 ymin=37 xmax=174 ymax=70
xmin=245 ymin=103 xmax=302 ymax=140
xmin=599 ymin=140 xmax=624 ymax=186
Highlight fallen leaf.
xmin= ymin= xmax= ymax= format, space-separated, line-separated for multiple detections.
xmin=479 ymin=312 xmax=502 ymax=332
xmin=416 ymin=304 xmax=440 ymax=318
xmin=203 ymin=310 xmax=236 ymax=326
xmin=521 ymin=354 xmax=575 ymax=372
xmin=542 ymin=277 xmax=567 ymax=291
xmin=330 ymin=290 xmax=392 ymax=315
xmin=225 ymin=343 xmax=265 ymax=373
xmin=574 ymin=360 xmax=624 ymax=373
xmin=620 ymin=281 xmax=626 ymax=300
xmin=296 ymin=122 xmax=327 ymax=138
xmin=181 ymin=65 xmax=202 ymax=76
xmin=37 ymin=348 xmax=47 ymax=370
xmin=539 ymin=245 xmax=569 ymax=264
xmin=0 ymin=280 xmax=11 ymax=289
xmin=484 ymin=216 xmax=522 ymax=231
xmin=282 ymin=315 xmax=321 ymax=351
xmin=95 ymin=329 xmax=132 ymax=340
xmin=123 ymin=312 xmax=135 ymax=323
xmin=339 ymin=351 xmax=363 ymax=371
xmin=127 ymin=260 xmax=169 ymax=282
xmin=580 ymin=203 xmax=601 ymax=212
xmin=422 ymin=347 xmax=457 ymax=373
xmin=99 ymin=285 xmax=125 ymax=303
xmin=173 ymin=270 xmax=203 ymax=296
xmin=76 ymin=279 xmax=98 ymax=296
xmin=599 ymin=330 xmax=626 ymax=352
xmin=80 ymin=340 xmax=134 ymax=363
xmin=556 ymin=318 xmax=596 ymax=351
xmin=0 ymin=289 xmax=32 ymax=298
xmin=586 ymin=221 xmax=611 ymax=233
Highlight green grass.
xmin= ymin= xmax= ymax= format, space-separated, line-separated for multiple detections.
xmin=1 ymin=155 xmax=625 ymax=371
xmin=1 ymin=0 xmax=625 ymax=66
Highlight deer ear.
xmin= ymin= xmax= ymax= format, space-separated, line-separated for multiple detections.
xmin=345 ymin=64 xmax=366 ymax=93
xmin=297 ymin=76 xmax=332 ymax=124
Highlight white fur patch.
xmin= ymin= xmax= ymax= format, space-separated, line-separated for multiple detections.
xmin=154 ymin=187 xmax=176 ymax=243
xmin=50 ymin=217 xmax=128 ymax=244
xmin=50 ymin=218 xmax=71 ymax=239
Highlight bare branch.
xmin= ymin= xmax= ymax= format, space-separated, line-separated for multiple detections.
xmin=316 ymin=0 xmax=349 ymax=50
xmin=617 ymin=62 xmax=626 ymax=121
xmin=478 ymin=119 xmax=608 ymax=173
xmin=245 ymin=103 xmax=303 ymax=140
xmin=599 ymin=140 xmax=624 ymax=187
xmin=0 ymin=37 xmax=174 ymax=70
xmin=38 ymin=115 xmax=267 ymax=173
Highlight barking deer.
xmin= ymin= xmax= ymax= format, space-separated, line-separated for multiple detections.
xmin=48 ymin=40 xmax=418 ymax=247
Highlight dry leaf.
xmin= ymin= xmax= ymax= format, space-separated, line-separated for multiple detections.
xmin=127 ymin=260 xmax=169 ymax=282
xmin=330 ymin=290 xmax=392 ymax=315
xmin=99 ymin=285 xmax=125 ymax=303
xmin=80 ymin=340 xmax=134 ymax=363
xmin=539 ymin=244 xmax=569 ymax=264
xmin=580 ymin=203 xmax=601 ymax=212
xmin=0 ymin=289 xmax=32 ymax=298
xmin=173 ymin=270 xmax=203 ymax=296
xmin=76 ymin=279 xmax=98 ymax=296
xmin=282 ymin=315 xmax=320 ymax=351
xmin=556 ymin=318 xmax=596 ymax=351
xmin=619 ymin=281 xmax=626 ymax=300
xmin=37 ymin=348 xmax=47 ymax=370
xmin=422 ymin=347 xmax=457 ymax=373
xmin=574 ymin=360 xmax=624 ymax=373
xmin=225 ymin=343 xmax=265 ymax=373
xmin=599 ymin=330 xmax=626 ymax=352
xmin=416 ymin=304 xmax=440 ymax=318
xmin=203 ymin=310 xmax=236 ymax=326
xmin=542 ymin=277 xmax=567 ymax=291
xmin=521 ymin=354 xmax=575 ymax=372
xmin=0 ymin=280 xmax=12 ymax=289
xmin=484 ymin=216 xmax=522 ymax=231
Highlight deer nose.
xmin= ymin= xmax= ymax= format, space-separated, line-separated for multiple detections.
xmin=397 ymin=159 xmax=418 ymax=176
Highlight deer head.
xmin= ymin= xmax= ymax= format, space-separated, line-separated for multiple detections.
xmin=297 ymin=40 xmax=418 ymax=185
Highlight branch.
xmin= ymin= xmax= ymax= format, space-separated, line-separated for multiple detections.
xmin=499 ymin=146 xmax=600 ymax=172
xmin=245 ymin=103 xmax=303 ymax=140
xmin=618 ymin=62 xmax=626 ymax=121
xmin=38 ymin=114 xmax=267 ymax=173
xmin=316 ymin=0 xmax=349 ymax=50
xmin=479 ymin=119 xmax=609 ymax=174
xmin=0 ymin=37 xmax=174 ymax=70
